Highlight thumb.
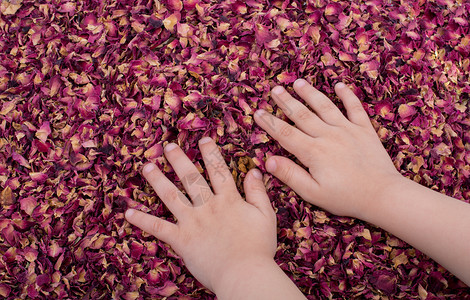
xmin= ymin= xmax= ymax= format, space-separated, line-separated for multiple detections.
xmin=125 ymin=209 xmax=179 ymax=246
xmin=243 ymin=169 xmax=275 ymax=217
xmin=265 ymin=156 xmax=319 ymax=204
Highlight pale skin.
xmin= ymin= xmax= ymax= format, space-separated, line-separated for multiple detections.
xmin=125 ymin=79 xmax=470 ymax=299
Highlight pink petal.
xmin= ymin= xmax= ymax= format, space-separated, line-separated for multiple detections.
xmin=144 ymin=144 xmax=164 ymax=159
xmin=12 ymin=152 xmax=30 ymax=168
xmin=157 ymin=281 xmax=179 ymax=297
xmin=163 ymin=14 xmax=178 ymax=31
xmin=20 ymin=196 xmax=37 ymax=215
xmin=58 ymin=2 xmax=76 ymax=13
xmin=250 ymin=132 xmax=269 ymax=144
xmin=0 ymin=0 xmax=22 ymax=15
xmin=398 ymin=104 xmax=417 ymax=119
xmin=276 ymin=71 xmax=297 ymax=84
xmin=82 ymin=14 xmax=97 ymax=27
xmin=360 ymin=60 xmax=380 ymax=79
xmin=375 ymin=102 xmax=394 ymax=121
xmin=324 ymin=3 xmax=342 ymax=16
xmin=35 ymin=121 xmax=51 ymax=142
xmin=48 ymin=240 xmax=63 ymax=258
xmin=29 ymin=172 xmax=47 ymax=183
xmin=0 ymin=283 xmax=11 ymax=297
xmin=453 ymin=17 xmax=468 ymax=26
xmin=164 ymin=88 xmax=182 ymax=112
xmin=23 ymin=247 xmax=38 ymax=262
xmin=0 ymin=99 xmax=17 ymax=115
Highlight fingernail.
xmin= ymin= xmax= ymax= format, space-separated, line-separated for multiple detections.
xmin=272 ymin=86 xmax=284 ymax=95
xmin=143 ymin=163 xmax=156 ymax=173
xmin=294 ymin=79 xmax=306 ymax=88
xmin=255 ymin=109 xmax=266 ymax=117
xmin=165 ymin=143 xmax=178 ymax=152
xmin=266 ymin=159 xmax=277 ymax=173
xmin=252 ymin=169 xmax=262 ymax=179
xmin=336 ymin=82 xmax=346 ymax=88
xmin=199 ymin=137 xmax=212 ymax=144
xmin=125 ymin=209 xmax=135 ymax=219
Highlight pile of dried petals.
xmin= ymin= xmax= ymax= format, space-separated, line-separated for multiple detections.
xmin=0 ymin=0 xmax=469 ymax=298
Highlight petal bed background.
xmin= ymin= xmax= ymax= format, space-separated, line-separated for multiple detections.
xmin=0 ymin=0 xmax=469 ymax=299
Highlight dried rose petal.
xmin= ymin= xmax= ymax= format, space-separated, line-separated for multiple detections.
xmin=255 ymin=23 xmax=278 ymax=45
xmin=163 ymin=14 xmax=178 ymax=31
xmin=19 ymin=196 xmax=37 ymax=215
xmin=398 ymin=104 xmax=417 ymax=120
xmin=0 ymin=284 xmax=10 ymax=297
xmin=0 ymin=0 xmax=22 ymax=15
xmin=277 ymin=71 xmax=297 ymax=84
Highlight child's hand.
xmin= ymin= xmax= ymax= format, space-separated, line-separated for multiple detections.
xmin=254 ymin=80 xmax=403 ymax=220
xmin=125 ymin=137 xmax=277 ymax=292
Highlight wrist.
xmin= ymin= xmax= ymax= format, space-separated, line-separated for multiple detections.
xmin=357 ymin=173 xmax=412 ymax=223
xmin=212 ymin=256 xmax=277 ymax=297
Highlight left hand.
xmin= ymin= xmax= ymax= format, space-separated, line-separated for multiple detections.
xmin=125 ymin=137 xmax=277 ymax=292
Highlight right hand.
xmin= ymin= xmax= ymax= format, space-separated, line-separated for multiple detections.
xmin=254 ymin=79 xmax=404 ymax=219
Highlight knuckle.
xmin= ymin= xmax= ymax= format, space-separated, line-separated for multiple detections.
xmin=208 ymin=201 xmax=219 ymax=214
xmin=250 ymin=181 xmax=267 ymax=194
xmin=195 ymin=186 xmax=213 ymax=204
xmin=318 ymin=101 xmax=336 ymax=113
xmin=211 ymin=160 xmax=228 ymax=173
xmin=279 ymin=101 xmax=294 ymax=117
xmin=282 ymin=164 xmax=295 ymax=183
xmin=350 ymin=103 xmax=365 ymax=113
xmin=152 ymin=220 xmax=164 ymax=234
xmin=284 ymin=106 xmax=294 ymax=117
xmin=205 ymin=151 xmax=230 ymax=176
xmin=183 ymin=172 xmax=202 ymax=187
xmin=311 ymin=91 xmax=325 ymax=100
xmin=163 ymin=188 xmax=179 ymax=201
xmin=187 ymin=172 xmax=201 ymax=183
xmin=295 ymin=108 xmax=312 ymax=121
xmin=279 ymin=124 xmax=293 ymax=137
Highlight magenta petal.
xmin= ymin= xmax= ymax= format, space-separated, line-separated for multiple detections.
xmin=36 ymin=274 xmax=51 ymax=287
xmin=130 ymin=241 xmax=144 ymax=259
xmin=255 ymin=24 xmax=277 ymax=45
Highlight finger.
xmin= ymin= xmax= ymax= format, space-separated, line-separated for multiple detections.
xmin=198 ymin=137 xmax=238 ymax=194
xmin=334 ymin=82 xmax=373 ymax=128
xmin=164 ymin=143 xmax=213 ymax=206
xmin=270 ymin=85 xmax=326 ymax=137
xmin=254 ymin=109 xmax=315 ymax=167
xmin=265 ymin=156 xmax=320 ymax=204
xmin=125 ymin=209 xmax=179 ymax=246
xmin=243 ymin=169 xmax=275 ymax=218
xmin=293 ymin=79 xmax=347 ymax=126
xmin=142 ymin=163 xmax=191 ymax=217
